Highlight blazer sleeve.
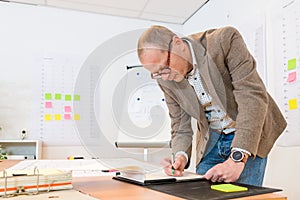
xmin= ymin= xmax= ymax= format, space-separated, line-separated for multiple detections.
xmin=219 ymin=27 xmax=269 ymax=156
xmin=157 ymin=81 xmax=193 ymax=159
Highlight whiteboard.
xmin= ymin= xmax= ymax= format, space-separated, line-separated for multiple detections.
xmin=271 ymin=0 xmax=300 ymax=146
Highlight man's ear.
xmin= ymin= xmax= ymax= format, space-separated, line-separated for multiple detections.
xmin=172 ymin=35 xmax=182 ymax=46
xmin=172 ymin=35 xmax=185 ymax=53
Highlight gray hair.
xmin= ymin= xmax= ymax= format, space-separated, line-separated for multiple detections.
xmin=137 ymin=25 xmax=176 ymax=58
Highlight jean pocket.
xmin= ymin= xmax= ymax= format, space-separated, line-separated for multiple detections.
xmin=217 ymin=136 xmax=233 ymax=159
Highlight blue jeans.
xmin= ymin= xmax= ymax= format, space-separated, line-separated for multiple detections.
xmin=196 ymin=130 xmax=267 ymax=186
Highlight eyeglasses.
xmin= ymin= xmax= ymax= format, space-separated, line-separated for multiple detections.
xmin=151 ymin=39 xmax=173 ymax=79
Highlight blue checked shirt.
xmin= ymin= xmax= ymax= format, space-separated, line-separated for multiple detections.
xmin=182 ymin=39 xmax=251 ymax=156
xmin=183 ymin=39 xmax=235 ymax=133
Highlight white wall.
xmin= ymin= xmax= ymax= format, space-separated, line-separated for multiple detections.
xmin=184 ymin=0 xmax=300 ymax=199
xmin=0 ymin=2 xmax=181 ymax=161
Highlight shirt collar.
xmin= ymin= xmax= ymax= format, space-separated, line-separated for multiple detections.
xmin=182 ymin=38 xmax=197 ymax=79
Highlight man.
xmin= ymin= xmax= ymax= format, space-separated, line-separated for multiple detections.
xmin=137 ymin=25 xmax=287 ymax=186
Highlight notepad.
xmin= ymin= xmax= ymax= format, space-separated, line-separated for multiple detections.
xmin=111 ymin=158 xmax=204 ymax=185
xmin=211 ymin=184 xmax=248 ymax=192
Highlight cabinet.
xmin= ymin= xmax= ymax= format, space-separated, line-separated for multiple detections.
xmin=0 ymin=140 xmax=42 ymax=160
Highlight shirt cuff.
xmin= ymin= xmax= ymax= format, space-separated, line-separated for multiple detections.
xmin=231 ymin=147 xmax=251 ymax=156
xmin=175 ymin=151 xmax=189 ymax=163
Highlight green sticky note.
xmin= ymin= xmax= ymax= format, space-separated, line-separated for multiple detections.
xmin=45 ymin=93 xmax=52 ymax=100
xmin=288 ymin=58 xmax=296 ymax=70
xmin=55 ymin=93 xmax=62 ymax=100
xmin=211 ymin=184 xmax=248 ymax=192
xmin=74 ymin=94 xmax=80 ymax=101
xmin=65 ymin=94 xmax=72 ymax=101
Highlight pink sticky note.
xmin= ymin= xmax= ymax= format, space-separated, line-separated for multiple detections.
xmin=287 ymin=71 xmax=297 ymax=83
xmin=45 ymin=102 xmax=52 ymax=108
xmin=64 ymin=106 xmax=72 ymax=112
xmin=64 ymin=114 xmax=71 ymax=120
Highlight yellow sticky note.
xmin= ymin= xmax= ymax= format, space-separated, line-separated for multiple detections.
xmin=211 ymin=184 xmax=248 ymax=192
xmin=288 ymin=98 xmax=298 ymax=110
xmin=74 ymin=114 xmax=80 ymax=120
xmin=44 ymin=114 xmax=52 ymax=121
xmin=54 ymin=114 xmax=62 ymax=121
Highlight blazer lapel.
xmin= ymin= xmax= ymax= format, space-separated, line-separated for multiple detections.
xmin=173 ymin=80 xmax=201 ymax=120
xmin=186 ymin=37 xmax=227 ymax=112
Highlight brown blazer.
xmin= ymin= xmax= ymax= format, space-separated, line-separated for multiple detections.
xmin=157 ymin=26 xmax=287 ymax=166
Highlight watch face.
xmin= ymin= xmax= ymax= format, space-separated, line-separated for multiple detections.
xmin=232 ymin=151 xmax=243 ymax=161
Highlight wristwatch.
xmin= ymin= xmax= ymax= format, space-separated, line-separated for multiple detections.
xmin=230 ymin=150 xmax=247 ymax=164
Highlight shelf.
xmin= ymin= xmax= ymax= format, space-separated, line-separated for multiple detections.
xmin=0 ymin=140 xmax=42 ymax=160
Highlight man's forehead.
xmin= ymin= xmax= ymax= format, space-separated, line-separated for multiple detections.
xmin=141 ymin=47 xmax=164 ymax=54
xmin=140 ymin=49 xmax=165 ymax=61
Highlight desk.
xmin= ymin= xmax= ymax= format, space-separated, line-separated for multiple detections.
xmin=1 ymin=160 xmax=287 ymax=200
xmin=72 ymin=176 xmax=287 ymax=200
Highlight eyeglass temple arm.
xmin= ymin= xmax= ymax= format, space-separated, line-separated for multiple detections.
xmin=126 ymin=65 xmax=143 ymax=70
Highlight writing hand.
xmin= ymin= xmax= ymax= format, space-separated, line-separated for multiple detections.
xmin=161 ymin=154 xmax=187 ymax=177
xmin=204 ymin=158 xmax=245 ymax=183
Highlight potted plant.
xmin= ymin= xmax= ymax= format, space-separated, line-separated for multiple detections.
xmin=0 ymin=145 xmax=7 ymax=160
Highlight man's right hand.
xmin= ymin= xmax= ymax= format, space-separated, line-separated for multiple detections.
xmin=162 ymin=154 xmax=187 ymax=177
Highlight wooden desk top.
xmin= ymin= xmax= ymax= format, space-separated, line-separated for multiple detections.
xmin=72 ymin=176 xmax=287 ymax=200
xmin=1 ymin=160 xmax=287 ymax=200
xmin=73 ymin=176 xmax=181 ymax=200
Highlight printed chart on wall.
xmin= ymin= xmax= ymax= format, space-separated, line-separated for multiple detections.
xmin=32 ymin=53 xmax=84 ymax=146
xmin=272 ymin=0 xmax=300 ymax=146
xmin=240 ymin=13 xmax=267 ymax=84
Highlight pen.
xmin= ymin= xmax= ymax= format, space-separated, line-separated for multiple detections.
xmin=101 ymin=169 xmax=119 ymax=172
xmin=67 ymin=156 xmax=84 ymax=160
xmin=171 ymin=153 xmax=175 ymax=175
xmin=171 ymin=153 xmax=175 ymax=165
xmin=12 ymin=173 xmax=27 ymax=176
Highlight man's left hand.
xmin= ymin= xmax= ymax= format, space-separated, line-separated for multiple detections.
xmin=203 ymin=158 xmax=245 ymax=183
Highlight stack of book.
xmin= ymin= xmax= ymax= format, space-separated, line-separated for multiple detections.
xmin=0 ymin=168 xmax=72 ymax=197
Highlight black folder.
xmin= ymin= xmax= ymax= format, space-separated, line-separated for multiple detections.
xmin=146 ymin=180 xmax=282 ymax=200
xmin=113 ymin=177 xmax=282 ymax=200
